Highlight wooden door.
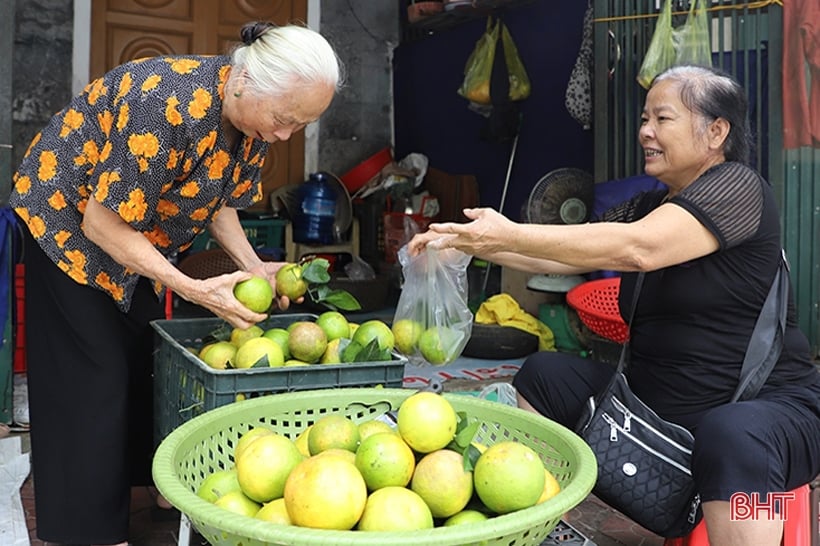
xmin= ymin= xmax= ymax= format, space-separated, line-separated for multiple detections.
xmin=90 ymin=0 xmax=309 ymax=212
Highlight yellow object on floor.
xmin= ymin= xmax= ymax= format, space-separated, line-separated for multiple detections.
xmin=476 ymin=293 xmax=555 ymax=351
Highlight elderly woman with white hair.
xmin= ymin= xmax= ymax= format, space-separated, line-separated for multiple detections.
xmin=10 ymin=21 xmax=343 ymax=545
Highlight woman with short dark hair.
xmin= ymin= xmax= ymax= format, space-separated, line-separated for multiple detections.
xmin=409 ymin=65 xmax=820 ymax=546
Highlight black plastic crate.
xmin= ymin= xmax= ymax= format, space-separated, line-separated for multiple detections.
xmin=152 ymin=315 xmax=406 ymax=445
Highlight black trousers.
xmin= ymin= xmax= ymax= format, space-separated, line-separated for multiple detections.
xmin=22 ymin=224 xmax=164 ymax=543
xmin=514 ymin=351 xmax=820 ymax=504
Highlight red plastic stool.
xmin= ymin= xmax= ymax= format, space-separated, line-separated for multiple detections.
xmin=663 ymin=484 xmax=813 ymax=546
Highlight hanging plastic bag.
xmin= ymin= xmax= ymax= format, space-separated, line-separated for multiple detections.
xmin=457 ymin=17 xmax=500 ymax=105
xmin=501 ymin=22 xmax=531 ymax=101
xmin=458 ymin=17 xmax=530 ymax=105
xmin=392 ymin=244 xmax=473 ymax=367
xmin=673 ymin=0 xmax=712 ymax=67
xmin=637 ymin=0 xmax=712 ymax=89
xmin=636 ymin=0 xmax=676 ymax=88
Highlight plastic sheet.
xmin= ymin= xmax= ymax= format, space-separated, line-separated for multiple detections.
xmin=0 ymin=436 xmax=31 ymax=546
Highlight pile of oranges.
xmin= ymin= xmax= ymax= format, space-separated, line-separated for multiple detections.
xmin=196 ymin=391 xmax=562 ymax=531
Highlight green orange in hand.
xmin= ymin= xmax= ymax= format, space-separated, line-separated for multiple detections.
xmin=233 ymin=276 xmax=273 ymax=313
xmin=275 ymin=263 xmax=308 ymax=300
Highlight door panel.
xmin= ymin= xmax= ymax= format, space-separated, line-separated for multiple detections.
xmin=109 ymin=29 xmax=192 ymax=64
xmin=91 ymin=0 xmax=308 ymax=212
xmin=217 ymin=1 xmax=293 ymax=26
xmin=106 ymin=0 xmax=194 ymax=20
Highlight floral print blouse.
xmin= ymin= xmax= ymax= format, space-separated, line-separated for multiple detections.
xmin=11 ymin=55 xmax=269 ymax=311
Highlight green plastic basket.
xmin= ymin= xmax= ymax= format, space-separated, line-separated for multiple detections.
xmin=190 ymin=218 xmax=287 ymax=252
xmin=152 ymin=388 xmax=597 ymax=546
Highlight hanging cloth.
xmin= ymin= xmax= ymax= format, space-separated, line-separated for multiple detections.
xmin=782 ymin=0 xmax=820 ymax=148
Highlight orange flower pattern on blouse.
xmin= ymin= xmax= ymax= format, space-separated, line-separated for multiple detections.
xmin=98 ymin=110 xmax=113 ymax=137
xmin=188 ymin=88 xmax=212 ymax=119
xmin=86 ymin=78 xmax=107 ymax=106
xmin=13 ymin=174 xmax=31 ymax=195
xmin=60 ymin=109 xmax=84 ymax=138
xmin=141 ymin=74 xmax=161 ymax=93
xmin=47 ymin=190 xmax=67 ymax=211
xmin=114 ymin=72 xmax=132 ymax=105
xmin=38 ymin=151 xmax=58 ymax=182
xmin=9 ymin=55 xmax=268 ymax=311
xmin=54 ymin=230 xmax=71 ymax=248
xmin=165 ymin=96 xmax=183 ymax=126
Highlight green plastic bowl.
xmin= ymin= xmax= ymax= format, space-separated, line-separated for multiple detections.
xmin=152 ymin=388 xmax=596 ymax=546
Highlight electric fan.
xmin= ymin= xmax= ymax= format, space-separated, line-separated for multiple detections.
xmin=523 ymin=167 xmax=595 ymax=351
xmin=525 ymin=167 xmax=594 ymax=225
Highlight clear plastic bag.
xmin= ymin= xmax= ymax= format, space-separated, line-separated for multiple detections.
xmin=673 ymin=0 xmax=712 ymax=67
xmin=637 ymin=0 xmax=712 ymax=89
xmin=393 ymin=244 xmax=473 ymax=366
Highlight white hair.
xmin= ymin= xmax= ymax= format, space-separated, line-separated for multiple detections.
xmin=231 ymin=24 xmax=344 ymax=98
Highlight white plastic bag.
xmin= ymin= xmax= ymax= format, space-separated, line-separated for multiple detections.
xmin=12 ymin=375 xmax=29 ymax=427
xmin=393 ymin=244 xmax=473 ymax=366
xmin=0 ymin=436 xmax=31 ymax=546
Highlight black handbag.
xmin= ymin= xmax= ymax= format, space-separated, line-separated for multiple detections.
xmin=575 ymin=253 xmax=790 ymax=537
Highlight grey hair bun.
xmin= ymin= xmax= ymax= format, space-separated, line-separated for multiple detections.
xmin=240 ymin=21 xmax=276 ymax=46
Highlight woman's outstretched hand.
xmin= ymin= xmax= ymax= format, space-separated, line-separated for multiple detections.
xmin=407 ymin=207 xmax=511 ymax=258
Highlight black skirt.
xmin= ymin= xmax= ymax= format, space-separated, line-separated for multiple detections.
xmin=21 ymin=223 xmax=164 ymax=543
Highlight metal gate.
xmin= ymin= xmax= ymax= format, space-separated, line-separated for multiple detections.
xmin=592 ymin=0 xmax=819 ymax=355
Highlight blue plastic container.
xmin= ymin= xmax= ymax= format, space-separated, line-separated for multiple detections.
xmin=292 ymin=172 xmax=337 ymax=244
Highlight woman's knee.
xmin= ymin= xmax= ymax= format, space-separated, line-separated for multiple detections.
xmin=692 ymin=404 xmax=781 ymax=499
xmin=512 ymin=352 xmax=612 ymax=426
xmin=694 ymin=405 xmax=770 ymax=467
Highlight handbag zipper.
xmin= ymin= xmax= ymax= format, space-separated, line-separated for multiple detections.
xmin=688 ymin=494 xmax=701 ymax=524
xmin=610 ymin=395 xmax=694 ymax=454
xmin=601 ymin=412 xmax=692 ymax=476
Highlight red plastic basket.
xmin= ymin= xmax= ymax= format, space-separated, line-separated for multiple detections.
xmin=566 ymin=277 xmax=629 ymax=344
xmin=340 ymin=147 xmax=393 ymax=194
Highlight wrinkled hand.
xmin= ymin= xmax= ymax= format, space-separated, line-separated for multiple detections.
xmin=407 ymin=207 xmax=510 ymax=258
xmin=249 ymin=260 xmax=306 ymax=310
xmin=181 ymin=271 xmax=264 ymax=330
xmin=184 ymin=265 xmax=301 ymax=330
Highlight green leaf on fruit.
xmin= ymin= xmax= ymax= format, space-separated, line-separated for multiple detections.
xmin=447 ymin=413 xmax=481 ymax=471
xmin=317 ymin=289 xmax=361 ymax=311
xmin=207 ymin=323 xmax=232 ymax=343
xmin=341 ymin=340 xmax=363 ymax=362
xmin=463 ymin=443 xmax=482 ymax=472
xmin=250 ymin=355 xmax=269 ymax=368
xmin=300 ymin=258 xmax=362 ymax=311
xmin=352 ymin=338 xmax=391 ymax=362
xmin=301 ymin=258 xmax=332 ymax=284
xmin=454 ymin=419 xmax=479 ymax=450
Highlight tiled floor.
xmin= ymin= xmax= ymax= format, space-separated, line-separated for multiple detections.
xmin=16 ymin=429 xmax=665 ymax=546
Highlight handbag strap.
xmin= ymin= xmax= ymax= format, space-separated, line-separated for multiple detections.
xmin=613 ymin=250 xmax=789 ymax=401
xmin=613 ymin=272 xmax=645 ymax=375
xmin=731 ymin=250 xmax=789 ymax=402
